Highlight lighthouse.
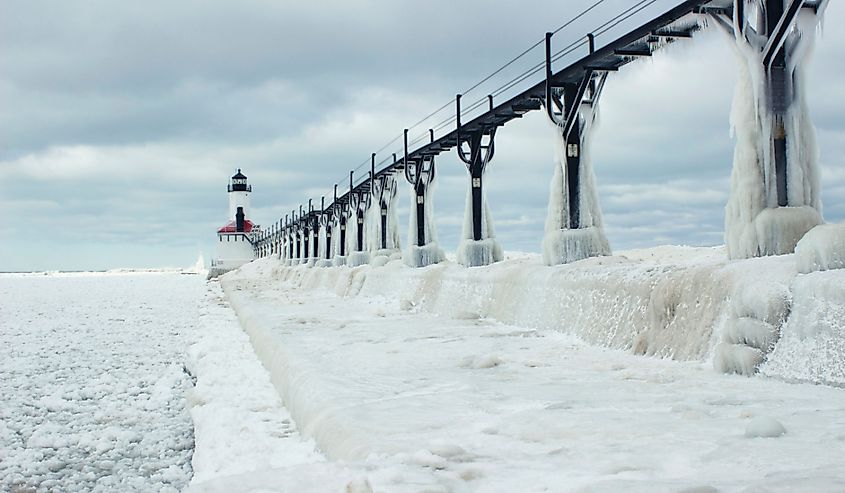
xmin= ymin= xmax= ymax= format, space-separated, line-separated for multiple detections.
xmin=209 ymin=169 xmax=260 ymax=278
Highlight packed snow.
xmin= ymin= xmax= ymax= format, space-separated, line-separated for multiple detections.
xmin=0 ymin=272 xmax=202 ymax=492
xmin=185 ymin=282 xmax=348 ymax=492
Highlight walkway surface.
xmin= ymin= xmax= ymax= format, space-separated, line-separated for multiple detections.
xmin=221 ymin=259 xmax=845 ymax=492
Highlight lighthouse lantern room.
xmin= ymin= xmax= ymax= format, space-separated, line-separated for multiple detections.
xmin=209 ymin=169 xmax=260 ymax=278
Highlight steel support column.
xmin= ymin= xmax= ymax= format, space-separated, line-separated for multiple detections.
xmin=404 ymin=129 xmax=436 ymax=248
xmin=456 ymin=94 xmax=497 ymax=242
xmin=544 ymin=32 xmax=607 ymax=230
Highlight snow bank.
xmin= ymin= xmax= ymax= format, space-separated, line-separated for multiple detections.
xmin=238 ymin=244 xmax=845 ymax=385
xmin=186 ymin=283 xmax=329 ymax=489
xmin=266 ymin=247 xmax=735 ymax=361
xmin=795 ymin=223 xmax=845 ymax=273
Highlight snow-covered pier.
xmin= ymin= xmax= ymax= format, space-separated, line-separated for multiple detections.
xmin=213 ymin=251 xmax=845 ymax=490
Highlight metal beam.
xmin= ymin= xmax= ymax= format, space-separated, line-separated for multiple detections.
xmin=321 ymin=0 xmax=723 ymax=215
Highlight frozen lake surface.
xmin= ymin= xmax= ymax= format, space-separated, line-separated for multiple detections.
xmin=0 ymin=272 xmax=204 ymax=492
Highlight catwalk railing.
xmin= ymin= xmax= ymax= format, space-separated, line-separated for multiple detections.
xmin=252 ymin=0 xmax=831 ymax=265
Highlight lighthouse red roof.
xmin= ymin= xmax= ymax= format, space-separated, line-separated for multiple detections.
xmin=217 ymin=219 xmax=255 ymax=233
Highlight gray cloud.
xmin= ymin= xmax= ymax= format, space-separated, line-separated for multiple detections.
xmin=1 ymin=0 xmax=844 ymax=270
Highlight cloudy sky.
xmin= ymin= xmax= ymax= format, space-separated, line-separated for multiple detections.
xmin=1 ymin=0 xmax=843 ymax=271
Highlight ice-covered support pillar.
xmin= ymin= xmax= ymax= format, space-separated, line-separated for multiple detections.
xmin=332 ymin=184 xmax=350 ymax=266
xmin=368 ymin=153 xmax=401 ymax=263
xmin=455 ymin=95 xmax=503 ymax=267
xmin=306 ymin=199 xmax=319 ymax=267
xmin=293 ymin=209 xmax=303 ymax=264
xmin=300 ymin=204 xmax=311 ymax=265
xmin=316 ymin=196 xmax=334 ymax=267
xmin=403 ymin=129 xmax=445 ymax=267
xmin=287 ymin=212 xmax=296 ymax=266
xmin=541 ymin=32 xmax=611 ymax=265
xmin=710 ymin=0 xmax=826 ymax=259
xmin=276 ymin=219 xmax=284 ymax=260
xmin=280 ymin=215 xmax=289 ymax=262
xmin=347 ymin=170 xmax=371 ymax=267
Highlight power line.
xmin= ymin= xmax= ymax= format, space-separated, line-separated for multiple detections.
xmin=325 ymin=0 xmax=666 ymax=208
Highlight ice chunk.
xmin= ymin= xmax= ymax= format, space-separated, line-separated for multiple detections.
xmin=405 ymin=243 xmax=445 ymax=268
xmin=795 ymin=223 xmax=845 ymax=273
xmin=723 ymin=317 xmax=779 ymax=352
xmin=460 ymin=354 xmax=504 ymax=369
xmin=345 ymin=477 xmax=373 ymax=493
xmin=714 ymin=343 xmax=764 ymax=376
xmin=745 ymin=416 xmax=787 ymax=438
xmin=542 ymin=227 xmax=610 ymax=266
xmin=347 ymin=251 xmax=370 ymax=267
xmin=752 ymin=206 xmax=822 ymax=257
xmin=457 ymin=238 xmax=503 ymax=268
xmin=759 ymin=269 xmax=845 ymax=386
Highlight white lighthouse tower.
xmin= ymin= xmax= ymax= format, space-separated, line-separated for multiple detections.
xmin=209 ymin=169 xmax=260 ymax=278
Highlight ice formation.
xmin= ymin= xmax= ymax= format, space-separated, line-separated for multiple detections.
xmin=332 ymin=216 xmax=349 ymax=267
xmin=713 ymin=259 xmax=793 ymax=376
xmin=366 ymin=176 xmax=402 ymax=262
xmin=723 ymin=4 xmax=827 ymax=259
xmin=456 ymin=168 xmax=503 ymax=267
xmin=542 ymin=102 xmax=610 ymax=265
xmin=760 ymin=267 xmax=845 ymax=386
xmin=405 ymin=181 xmax=445 ymax=268
xmin=744 ymin=416 xmax=787 ymax=438
xmin=343 ymin=198 xmax=370 ymax=268
xmin=794 ymin=223 xmax=845 ymax=273
xmin=315 ymin=226 xmax=333 ymax=267
xmin=218 ymin=254 xmax=845 ymax=488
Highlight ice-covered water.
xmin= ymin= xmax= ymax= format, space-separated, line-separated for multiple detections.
xmin=0 ymin=272 xmax=203 ymax=492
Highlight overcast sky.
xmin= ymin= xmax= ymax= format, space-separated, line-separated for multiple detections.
xmin=1 ymin=0 xmax=843 ymax=271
